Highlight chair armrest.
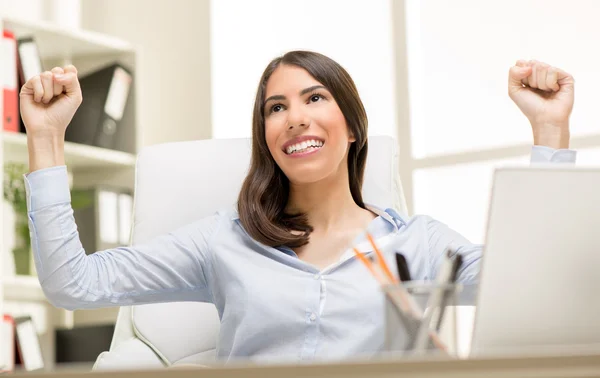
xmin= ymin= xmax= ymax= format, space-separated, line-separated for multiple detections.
xmin=93 ymin=338 xmax=165 ymax=371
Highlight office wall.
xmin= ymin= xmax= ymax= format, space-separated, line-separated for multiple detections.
xmin=81 ymin=0 xmax=212 ymax=147
xmin=209 ymin=0 xmax=398 ymax=139
xmin=0 ymin=0 xmax=45 ymax=21
xmin=0 ymin=0 xmax=79 ymax=26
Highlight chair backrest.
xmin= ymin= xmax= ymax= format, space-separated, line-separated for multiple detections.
xmin=107 ymin=136 xmax=407 ymax=366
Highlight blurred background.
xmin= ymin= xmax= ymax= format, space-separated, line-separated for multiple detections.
xmin=1 ymin=0 xmax=599 ymax=372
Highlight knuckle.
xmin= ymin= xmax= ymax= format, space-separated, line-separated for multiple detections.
xmin=65 ymin=64 xmax=78 ymax=74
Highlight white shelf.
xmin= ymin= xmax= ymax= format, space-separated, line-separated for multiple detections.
xmin=3 ymin=17 xmax=135 ymax=60
xmin=0 ymin=16 xmax=136 ymax=365
xmin=3 ymin=131 xmax=137 ymax=169
xmin=2 ymin=275 xmax=45 ymax=302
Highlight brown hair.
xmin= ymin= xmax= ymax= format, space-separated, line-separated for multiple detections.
xmin=237 ymin=51 xmax=368 ymax=248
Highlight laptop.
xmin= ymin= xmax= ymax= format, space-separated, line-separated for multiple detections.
xmin=470 ymin=166 xmax=600 ymax=356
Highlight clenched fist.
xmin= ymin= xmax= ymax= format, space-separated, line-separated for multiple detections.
xmin=20 ymin=65 xmax=83 ymax=137
xmin=508 ymin=60 xmax=574 ymax=149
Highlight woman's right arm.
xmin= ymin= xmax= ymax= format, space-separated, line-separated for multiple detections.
xmin=21 ymin=66 xmax=217 ymax=310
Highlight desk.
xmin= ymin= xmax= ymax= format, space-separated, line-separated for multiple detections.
xmin=18 ymin=350 xmax=600 ymax=378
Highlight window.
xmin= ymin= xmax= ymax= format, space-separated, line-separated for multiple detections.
xmin=413 ymin=156 xmax=529 ymax=244
xmin=406 ymin=0 xmax=600 ymax=242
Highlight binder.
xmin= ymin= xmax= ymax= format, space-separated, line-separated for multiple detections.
xmin=65 ymin=63 xmax=133 ymax=151
xmin=16 ymin=36 xmax=43 ymax=84
xmin=1 ymin=315 xmax=15 ymax=373
xmin=16 ymin=36 xmax=43 ymax=134
xmin=55 ymin=324 xmax=115 ymax=363
xmin=2 ymin=30 xmax=18 ymax=132
xmin=14 ymin=316 xmax=44 ymax=372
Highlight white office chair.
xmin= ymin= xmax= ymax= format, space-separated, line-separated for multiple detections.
xmin=93 ymin=136 xmax=407 ymax=370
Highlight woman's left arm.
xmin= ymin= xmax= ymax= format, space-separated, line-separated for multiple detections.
xmin=509 ymin=60 xmax=575 ymax=150
xmin=428 ymin=61 xmax=577 ymax=283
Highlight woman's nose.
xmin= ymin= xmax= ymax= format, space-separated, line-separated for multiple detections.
xmin=287 ymin=107 xmax=310 ymax=129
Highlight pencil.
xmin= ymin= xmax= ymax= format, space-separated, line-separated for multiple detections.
xmin=354 ymin=248 xmax=414 ymax=314
xmin=366 ymin=233 xmax=397 ymax=283
xmin=353 ymin=248 xmax=387 ymax=285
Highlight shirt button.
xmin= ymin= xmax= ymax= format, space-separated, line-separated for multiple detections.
xmin=309 ymin=313 xmax=317 ymax=322
xmin=313 ymin=273 xmax=320 ymax=280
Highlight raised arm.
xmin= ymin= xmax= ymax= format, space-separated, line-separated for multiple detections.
xmin=508 ymin=59 xmax=574 ymax=150
xmin=20 ymin=66 xmax=217 ymax=310
xmin=427 ymin=60 xmax=577 ymax=282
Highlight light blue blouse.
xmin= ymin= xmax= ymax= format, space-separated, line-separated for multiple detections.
xmin=24 ymin=145 xmax=576 ymax=363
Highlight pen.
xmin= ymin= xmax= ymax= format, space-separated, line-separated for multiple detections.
xmin=395 ymin=252 xmax=411 ymax=282
xmin=413 ymin=249 xmax=462 ymax=351
xmin=434 ymin=252 xmax=463 ymax=332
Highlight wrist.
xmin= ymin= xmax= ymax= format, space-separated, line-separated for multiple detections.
xmin=532 ymin=122 xmax=570 ymax=149
xmin=27 ymin=132 xmax=66 ymax=172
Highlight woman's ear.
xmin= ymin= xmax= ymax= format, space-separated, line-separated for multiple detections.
xmin=348 ymin=130 xmax=356 ymax=143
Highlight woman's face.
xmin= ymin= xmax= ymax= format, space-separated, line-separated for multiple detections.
xmin=264 ymin=64 xmax=354 ymax=185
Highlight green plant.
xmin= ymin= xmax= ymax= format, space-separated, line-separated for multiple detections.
xmin=3 ymin=162 xmax=93 ymax=275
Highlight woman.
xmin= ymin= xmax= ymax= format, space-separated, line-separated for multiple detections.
xmin=20 ymin=51 xmax=575 ymax=362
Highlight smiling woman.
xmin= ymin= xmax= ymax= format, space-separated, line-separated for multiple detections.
xmin=19 ymin=47 xmax=577 ymax=363
xmin=237 ymin=51 xmax=371 ymax=249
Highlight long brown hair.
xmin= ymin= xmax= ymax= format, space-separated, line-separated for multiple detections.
xmin=237 ymin=51 xmax=368 ymax=248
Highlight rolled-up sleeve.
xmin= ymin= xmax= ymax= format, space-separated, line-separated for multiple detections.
xmin=530 ymin=145 xmax=576 ymax=163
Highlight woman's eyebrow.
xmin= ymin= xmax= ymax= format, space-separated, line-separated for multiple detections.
xmin=264 ymin=85 xmax=327 ymax=106
xmin=264 ymin=94 xmax=285 ymax=106
xmin=299 ymin=85 xmax=326 ymax=96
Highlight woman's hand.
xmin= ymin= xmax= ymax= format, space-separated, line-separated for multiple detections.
xmin=19 ymin=65 xmax=82 ymax=172
xmin=20 ymin=65 xmax=83 ymax=138
xmin=508 ymin=60 xmax=574 ymax=149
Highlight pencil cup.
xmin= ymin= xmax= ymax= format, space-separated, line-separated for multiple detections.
xmin=382 ymin=282 xmax=463 ymax=356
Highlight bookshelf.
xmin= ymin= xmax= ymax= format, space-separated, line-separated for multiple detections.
xmin=1 ymin=16 xmax=139 ymax=369
xmin=3 ymin=131 xmax=137 ymax=169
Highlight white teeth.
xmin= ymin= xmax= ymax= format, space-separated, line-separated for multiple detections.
xmin=285 ymin=139 xmax=324 ymax=155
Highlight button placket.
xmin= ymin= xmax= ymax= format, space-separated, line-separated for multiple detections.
xmin=300 ymin=272 xmax=323 ymax=360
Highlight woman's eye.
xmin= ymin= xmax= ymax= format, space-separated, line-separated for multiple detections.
xmin=310 ymin=94 xmax=322 ymax=103
xmin=271 ymin=104 xmax=283 ymax=113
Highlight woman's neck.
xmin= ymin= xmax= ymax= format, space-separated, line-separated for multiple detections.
xmin=286 ymin=168 xmax=371 ymax=232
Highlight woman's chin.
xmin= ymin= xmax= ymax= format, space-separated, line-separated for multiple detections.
xmin=278 ymin=154 xmax=338 ymax=185
xmin=284 ymin=167 xmax=331 ymax=186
